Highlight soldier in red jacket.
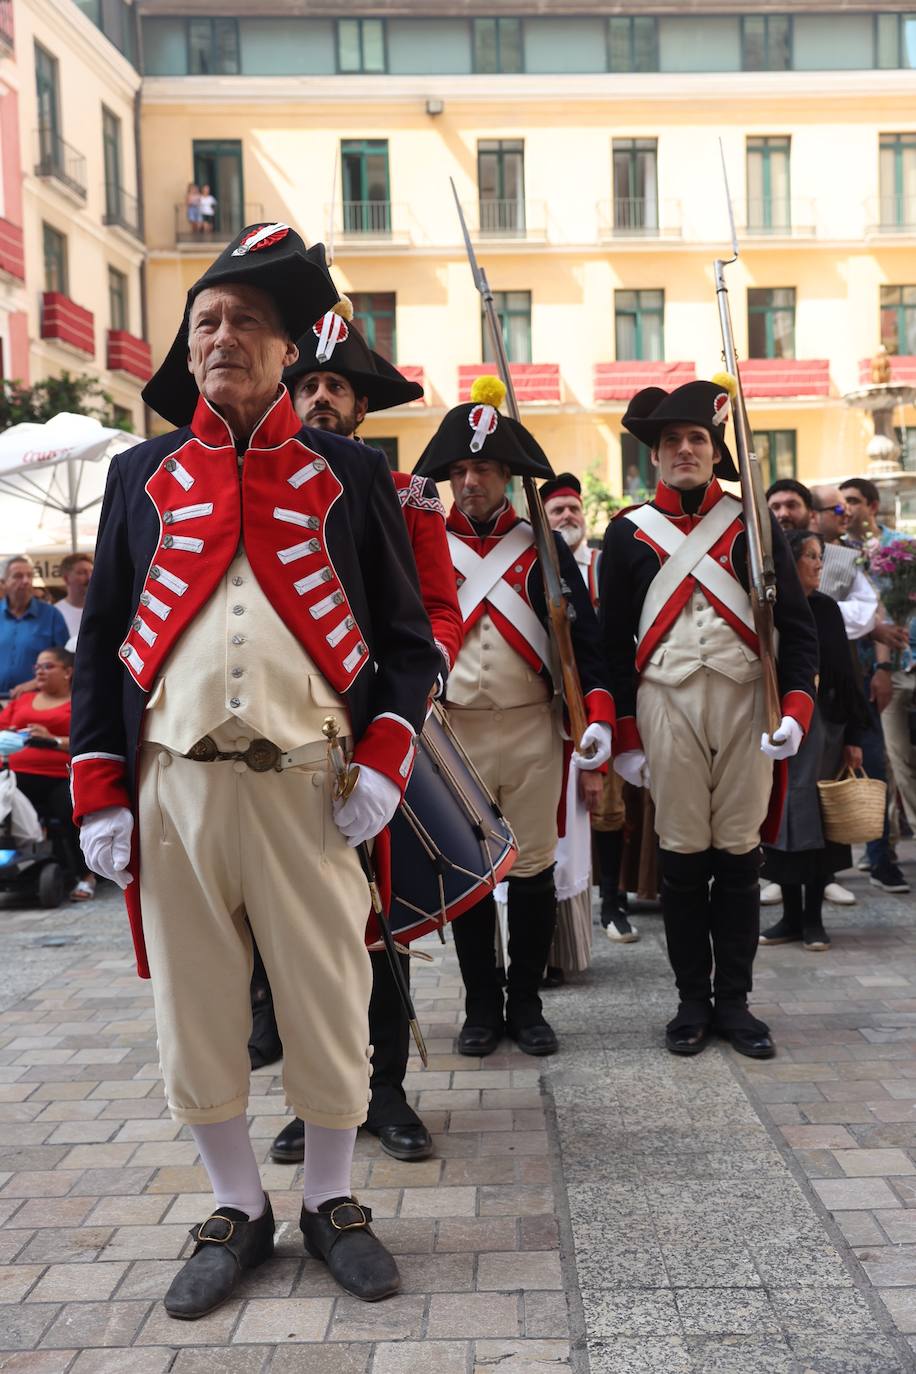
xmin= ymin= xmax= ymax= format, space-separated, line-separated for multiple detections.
xmin=70 ymin=226 xmax=441 ymax=1317
xmin=259 ymin=306 xmax=463 ymax=1169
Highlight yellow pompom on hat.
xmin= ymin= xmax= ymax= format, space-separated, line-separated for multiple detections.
xmin=331 ymin=294 xmax=354 ymax=322
xmin=469 ymin=375 xmax=507 ymax=409
xmin=710 ymin=370 xmax=738 ymax=398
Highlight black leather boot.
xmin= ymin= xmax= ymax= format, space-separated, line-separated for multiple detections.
xmin=453 ymin=894 xmax=505 ymax=1056
xmin=505 ymin=867 xmax=559 ymax=1056
xmin=659 ymin=848 xmax=714 ymax=1055
xmin=710 ymin=848 xmax=774 ymax=1059
xmin=300 ymin=1197 xmax=400 ymax=1301
xmin=164 ymin=1197 xmax=275 ymax=1319
xmin=248 ymin=937 xmax=283 ymax=1070
xmin=364 ymin=950 xmax=432 ymax=1159
xmin=270 ymin=1117 xmax=304 ymax=1164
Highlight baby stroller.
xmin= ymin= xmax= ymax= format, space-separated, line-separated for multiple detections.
xmin=0 ymin=731 xmax=67 ymax=908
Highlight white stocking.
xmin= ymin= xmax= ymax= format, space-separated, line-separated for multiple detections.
xmin=302 ymin=1122 xmax=357 ymax=1212
xmin=189 ymin=1114 xmax=265 ymax=1220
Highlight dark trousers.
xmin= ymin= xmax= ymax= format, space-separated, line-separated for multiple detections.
xmin=15 ymin=773 xmax=82 ymax=877
xmin=862 ymin=689 xmax=892 ymax=870
xmin=366 ymin=948 xmax=418 ymax=1130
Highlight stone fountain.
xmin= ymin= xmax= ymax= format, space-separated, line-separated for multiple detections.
xmin=843 ymin=347 xmax=916 ymax=523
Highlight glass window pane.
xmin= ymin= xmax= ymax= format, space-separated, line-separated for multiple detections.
xmin=772 ymin=308 xmax=795 ymax=358
xmin=362 ymin=20 xmax=385 ymax=73
xmin=608 ymin=18 xmax=630 ymax=72
xmin=43 ymin=225 xmax=66 ymax=295
xmin=214 ymin=20 xmax=239 ymax=75
xmin=473 ymin=18 xmax=497 ymax=72
xmin=774 ymin=432 xmax=796 ymax=478
xmin=506 ymin=312 xmax=531 ymax=364
xmin=743 ymin=16 xmax=766 ymax=69
xmin=877 ymin=14 xmax=899 ymax=68
xmin=478 ymin=149 xmax=498 ymax=200
xmin=904 ymin=18 xmax=916 ymax=69
xmin=338 ymin=19 xmax=361 ymax=72
xmin=633 ymin=17 xmax=657 ymax=71
xmin=188 ymin=19 xmax=211 ymax=74
xmin=498 ymin=18 xmax=523 ymax=73
xmin=615 ymin=312 xmax=636 ymax=361
xmin=770 ymin=16 xmax=791 ymax=69
xmin=642 ymin=311 xmax=664 ymax=361
xmin=754 ymin=432 xmax=772 ymax=473
xmin=364 ymin=152 xmax=388 ymax=201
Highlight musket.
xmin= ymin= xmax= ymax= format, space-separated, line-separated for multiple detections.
xmin=450 ymin=178 xmax=592 ymax=752
xmin=713 ymin=143 xmax=782 ymax=736
xmin=322 ymin=715 xmax=429 ymax=1068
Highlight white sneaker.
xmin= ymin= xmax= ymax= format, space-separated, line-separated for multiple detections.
xmin=824 ymin=882 xmax=856 ymax=906
xmin=606 ymin=917 xmax=640 ymax=943
xmin=760 ymin=883 xmax=782 ymax=905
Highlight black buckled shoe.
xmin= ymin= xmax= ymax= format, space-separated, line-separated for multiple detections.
xmin=164 ymin=1198 xmax=275 ymax=1320
xmin=373 ymin=1123 xmax=433 ymax=1162
xmin=300 ymin=1197 xmax=400 ymax=1302
xmin=506 ymin=1015 xmax=558 ymax=1057
xmin=720 ymin=1026 xmax=776 ymax=1059
xmin=269 ymin=1117 xmax=304 ymax=1164
xmin=457 ymin=1021 xmax=503 ymax=1057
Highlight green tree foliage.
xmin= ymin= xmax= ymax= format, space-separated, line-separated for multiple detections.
xmin=0 ymin=372 xmax=132 ymax=432
xmin=582 ymin=466 xmax=630 ymax=538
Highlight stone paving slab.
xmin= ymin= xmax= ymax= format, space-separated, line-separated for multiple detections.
xmin=0 ymin=848 xmax=911 ymax=1369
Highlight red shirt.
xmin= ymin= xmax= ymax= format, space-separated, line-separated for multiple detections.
xmin=0 ymin=693 xmax=71 ymax=778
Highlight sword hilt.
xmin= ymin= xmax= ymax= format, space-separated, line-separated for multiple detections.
xmin=322 ymin=715 xmax=359 ymax=801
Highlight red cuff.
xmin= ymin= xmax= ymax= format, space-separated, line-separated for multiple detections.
xmin=353 ymin=713 xmax=419 ymax=797
xmin=585 ymin=688 xmax=615 ymax=729
xmin=70 ymin=755 xmax=131 ymax=824
xmin=614 ymin=715 xmax=643 ymax=754
xmin=781 ymin=690 xmax=815 ymax=736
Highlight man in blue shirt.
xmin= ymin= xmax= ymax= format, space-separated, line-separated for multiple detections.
xmin=0 ymin=556 xmax=69 ymax=698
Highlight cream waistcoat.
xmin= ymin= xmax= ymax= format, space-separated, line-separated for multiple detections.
xmin=639 ymin=589 xmax=762 ymax=689
xmin=144 ymin=546 xmax=346 ymax=753
xmin=448 ymin=613 xmax=550 ymax=710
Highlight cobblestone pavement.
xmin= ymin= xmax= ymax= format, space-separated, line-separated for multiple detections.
xmin=0 ymin=847 xmax=911 ymax=1372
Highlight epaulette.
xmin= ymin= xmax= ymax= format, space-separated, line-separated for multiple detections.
xmin=398 ymin=473 xmax=446 ymax=519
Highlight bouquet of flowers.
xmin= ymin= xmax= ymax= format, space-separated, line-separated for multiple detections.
xmin=868 ymin=538 xmax=916 ymax=625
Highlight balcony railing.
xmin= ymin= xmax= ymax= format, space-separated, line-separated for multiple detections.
xmin=597 ymin=198 xmax=682 ymax=239
xmin=34 ymin=129 xmax=87 ymax=201
xmin=743 ymin=198 xmax=816 ymax=237
xmin=175 ymin=201 xmax=264 ymax=246
xmin=458 ymin=198 xmax=548 ymax=243
xmin=0 ymin=0 xmax=14 ymax=50
xmin=326 ymin=201 xmax=412 ymax=245
xmin=868 ymin=195 xmax=916 ymax=233
xmin=103 ymin=184 xmax=141 ymax=238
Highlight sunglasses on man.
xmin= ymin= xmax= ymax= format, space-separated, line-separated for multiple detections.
xmin=814 ymin=503 xmax=847 ymax=516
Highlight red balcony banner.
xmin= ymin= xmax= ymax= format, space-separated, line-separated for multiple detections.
xmin=594 ymin=360 xmax=696 ymax=402
xmin=737 ymin=359 xmax=831 ymax=399
xmin=0 ymin=218 xmax=24 ymax=281
xmin=458 ymin=363 xmax=560 ymax=404
xmin=41 ymin=292 xmax=94 ymax=357
xmin=107 ymin=329 xmax=153 ymax=382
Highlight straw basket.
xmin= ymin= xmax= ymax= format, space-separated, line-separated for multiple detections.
xmin=816 ymin=767 xmax=886 ymax=845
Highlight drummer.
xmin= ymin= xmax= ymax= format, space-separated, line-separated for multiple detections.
xmin=414 ymin=379 xmax=614 ymax=1057
xmin=263 ymin=303 xmax=464 ymax=1167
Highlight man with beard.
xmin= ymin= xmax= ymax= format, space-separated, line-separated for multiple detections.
xmin=260 ymin=304 xmax=464 ymax=1169
xmin=70 ymin=226 xmax=441 ymax=1315
xmin=601 ymin=379 xmax=818 ymax=1059
xmin=414 ymin=381 xmax=613 ymax=1057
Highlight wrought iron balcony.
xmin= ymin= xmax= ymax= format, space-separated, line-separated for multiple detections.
xmin=34 ymin=129 xmax=87 ymax=201
xmin=743 ymin=198 xmax=816 ymax=237
xmin=597 ymin=198 xmax=682 ymax=239
xmin=325 ymin=201 xmax=412 ymax=245
xmin=175 ymin=201 xmax=264 ymax=246
xmin=459 ymin=199 xmax=547 ymax=243
xmin=868 ymin=195 xmax=916 ymax=233
xmin=103 ymin=184 xmax=141 ymax=238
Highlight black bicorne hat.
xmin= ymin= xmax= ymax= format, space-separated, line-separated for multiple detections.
xmin=283 ymin=308 xmax=423 ymax=412
xmin=621 ymin=379 xmax=738 ymax=481
xmin=539 ymin=471 xmax=582 ymax=505
xmin=413 ymin=390 xmax=554 ymax=483
xmin=142 ymin=225 xmax=339 ymax=427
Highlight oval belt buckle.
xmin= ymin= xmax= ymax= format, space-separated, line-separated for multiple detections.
xmin=246 ymin=738 xmax=282 ymax=773
xmin=186 ymin=735 xmax=219 ymax=763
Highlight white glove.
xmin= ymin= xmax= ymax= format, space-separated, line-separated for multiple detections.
xmin=80 ymin=806 xmax=134 ymax=889
xmin=572 ymin=722 xmax=612 ymax=771
xmin=613 ymin=749 xmax=650 ymax=788
xmin=760 ymin=715 xmax=803 ymax=761
xmin=333 ymin=765 xmax=400 ymax=848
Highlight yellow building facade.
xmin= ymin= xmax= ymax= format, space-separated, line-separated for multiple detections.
xmin=138 ymin=4 xmax=916 ymax=510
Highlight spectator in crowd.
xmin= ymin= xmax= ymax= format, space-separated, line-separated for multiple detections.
xmin=185 ymin=183 xmax=202 ymax=237
xmin=56 ymin=553 xmax=93 ymax=646
xmin=0 ymin=556 xmax=69 ymax=699
xmin=840 ymin=476 xmax=895 ymax=547
xmin=0 ymin=647 xmax=94 ymax=900
xmin=760 ymin=531 xmax=869 ymax=951
xmin=766 ymin=478 xmax=813 ymax=533
xmin=198 ymin=183 xmax=217 ymax=234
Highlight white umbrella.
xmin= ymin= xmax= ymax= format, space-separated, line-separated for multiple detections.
xmin=0 ymin=412 xmax=136 ymax=553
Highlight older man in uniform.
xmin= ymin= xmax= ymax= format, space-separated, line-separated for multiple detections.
xmin=414 ymin=382 xmax=614 ymax=1057
xmin=70 ymin=225 xmax=441 ymax=1316
xmin=601 ymin=380 xmax=818 ymax=1059
xmin=261 ymin=306 xmax=463 ymax=1168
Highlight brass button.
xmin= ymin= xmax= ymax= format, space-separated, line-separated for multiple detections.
xmin=231 ymin=634 xmax=245 ymax=646
xmin=308 ymin=538 xmax=320 ymax=553
xmin=162 ymin=534 xmax=174 ymax=549
xmin=163 ymin=511 xmax=174 ymax=525
xmin=321 ymin=568 xmax=332 ymax=582
xmin=514 ymin=563 xmax=523 ymax=573
xmin=229 ymin=696 xmax=242 ymax=709
xmin=332 ymin=591 xmax=344 ymax=606
xmin=164 ymin=458 xmax=176 ymax=473
xmin=232 ymin=605 xmax=245 ymax=616
xmin=150 ymin=565 xmax=161 ymax=580
xmin=307 ymin=516 xmax=319 ymax=530
xmin=232 ymin=576 xmax=243 ymax=587
xmin=231 ymin=667 xmax=243 ymax=678
xmin=119 ymin=645 xmax=130 ymax=658
xmin=140 ymin=593 xmax=150 ymax=606
xmin=313 ymin=458 xmax=326 ymax=472
xmin=132 ymin=617 xmax=141 ymax=630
